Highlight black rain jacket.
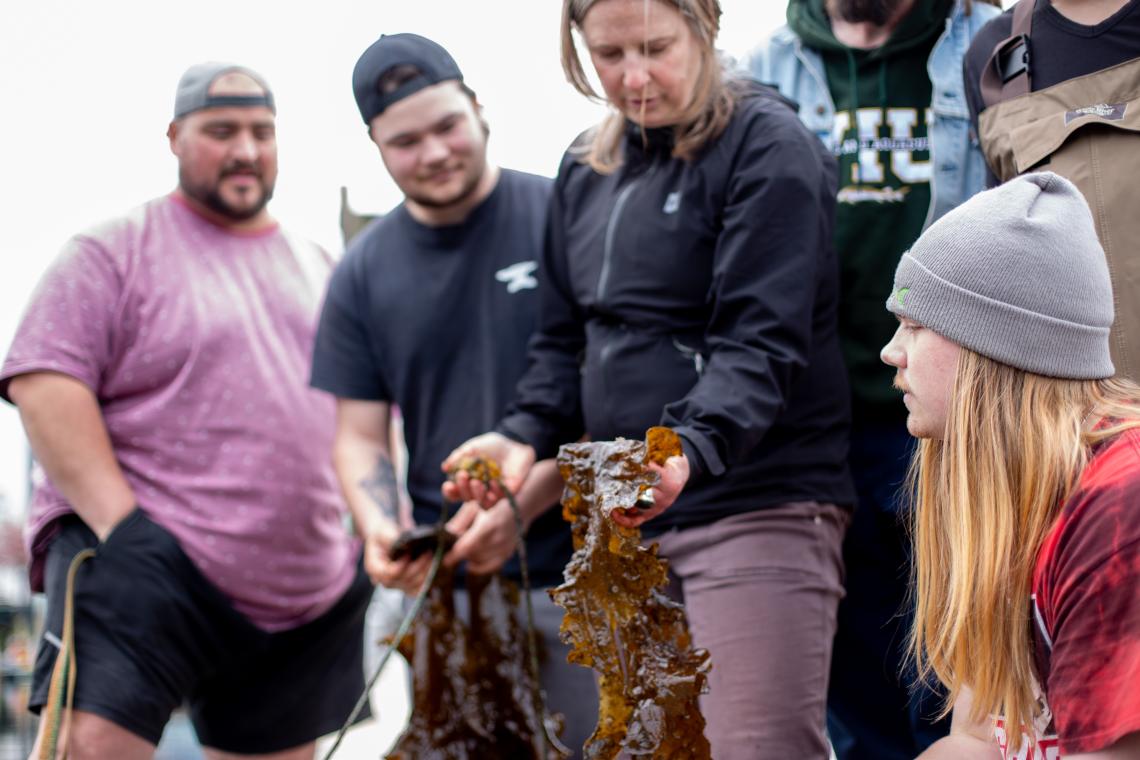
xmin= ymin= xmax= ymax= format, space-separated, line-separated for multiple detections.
xmin=499 ymin=84 xmax=855 ymax=530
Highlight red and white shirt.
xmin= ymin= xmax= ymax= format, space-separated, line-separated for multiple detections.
xmin=996 ymin=428 xmax=1140 ymax=757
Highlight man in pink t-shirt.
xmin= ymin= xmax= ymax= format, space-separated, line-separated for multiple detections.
xmin=0 ymin=62 xmax=368 ymax=759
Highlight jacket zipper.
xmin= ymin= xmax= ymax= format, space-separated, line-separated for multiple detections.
xmin=596 ymin=164 xmax=652 ymax=428
xmin=598 ymin=339 xmax=614 ymax=423
xmin=597 ymin=169 xmax=650 ymax=305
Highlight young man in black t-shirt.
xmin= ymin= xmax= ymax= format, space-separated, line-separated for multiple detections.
xmin=309 ymin=33 xmax=596 ymax=755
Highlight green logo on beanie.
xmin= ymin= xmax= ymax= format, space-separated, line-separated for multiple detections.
xmin=896 ymin=287 xmax=909 ymax=306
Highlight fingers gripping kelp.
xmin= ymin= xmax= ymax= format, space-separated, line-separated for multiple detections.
xmin=323 ymin=457 xmax=567 ymax=760
xmin=551 ymin=427 xmax=712 ymax=759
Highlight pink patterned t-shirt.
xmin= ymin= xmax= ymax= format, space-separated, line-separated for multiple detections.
xmin=0 ymin=193 xmax=357 ymax=631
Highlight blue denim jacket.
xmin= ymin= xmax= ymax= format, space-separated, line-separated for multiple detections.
xmin=748 ymin=0 xmax=1000 ymax=228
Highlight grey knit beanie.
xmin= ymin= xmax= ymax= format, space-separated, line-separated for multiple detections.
xmin=886 ymin=172 xmax=1114 ymax=379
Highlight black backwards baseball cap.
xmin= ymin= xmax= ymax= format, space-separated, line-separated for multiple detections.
xmin=352 ymin=33 xmax=464 ymax=125
xmin=173 ymin=62 xmax=276 ymax=120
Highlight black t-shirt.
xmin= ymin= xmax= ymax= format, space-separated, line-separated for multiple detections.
xmin=964 ymin=0 xmax=1140 ymax=185
xmin=310 ymin=169 xmax=572 ymax=586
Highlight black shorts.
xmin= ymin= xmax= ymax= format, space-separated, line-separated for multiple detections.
xmin=30 ymin=510 xmax=371 ymax=753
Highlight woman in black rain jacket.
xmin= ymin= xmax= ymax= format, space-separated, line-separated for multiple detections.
xmin=445 ymin=1 xmax=854 ymax=756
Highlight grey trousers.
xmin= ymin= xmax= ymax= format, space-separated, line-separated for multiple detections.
xmin=655 ymin=502 xmax=849 ymax=760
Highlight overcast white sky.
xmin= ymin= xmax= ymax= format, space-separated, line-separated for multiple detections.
xmin=0 ymin=1 xmax=786 ymax=520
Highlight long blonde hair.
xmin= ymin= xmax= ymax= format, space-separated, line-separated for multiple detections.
xmin=560 ymin=0 xmax=737 ymax=174
xmin=909 ymin=348 xmax=1140 ymax=737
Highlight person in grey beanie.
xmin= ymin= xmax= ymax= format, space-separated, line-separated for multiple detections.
xmin=879 ymin=171 xmax=1140 ymax=759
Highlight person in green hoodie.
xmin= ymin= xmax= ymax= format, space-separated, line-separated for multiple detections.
xmin=749 ymin=1 xmax=1000 ymax=758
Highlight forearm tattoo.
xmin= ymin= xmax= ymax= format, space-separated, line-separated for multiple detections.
xmin=359 ymin=454 xmax=399 ymax=522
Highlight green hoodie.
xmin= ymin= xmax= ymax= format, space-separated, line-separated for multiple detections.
xmin=789 ymin=0 xmax=952 ymax=423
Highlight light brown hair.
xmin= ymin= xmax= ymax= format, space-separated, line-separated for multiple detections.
xmin=908 ymin=347 xmax=1140 ymax=738
xmin=560 ymin=0 xmax=738 ymax=173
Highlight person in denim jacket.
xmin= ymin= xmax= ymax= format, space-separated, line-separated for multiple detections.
xmin=748 ymin=2 xmax=1000 ymax=759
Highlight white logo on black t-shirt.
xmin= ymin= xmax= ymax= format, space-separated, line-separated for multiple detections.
xmin=495 ymin=261 xmax=538 ymax=293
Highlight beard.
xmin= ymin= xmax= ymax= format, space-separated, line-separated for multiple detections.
xmin=179 ymin=163 xmax=274 ymax=221
xmin=403 ymin=159 xmax=486 ymax=211
xmin=829 ymin=0 xmax=908 ymax=25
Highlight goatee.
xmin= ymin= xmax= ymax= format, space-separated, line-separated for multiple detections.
xmin=179 ymin=165 xmax=274 ymax=222
xmin=406 ymin=165 xmax=485 ymax=210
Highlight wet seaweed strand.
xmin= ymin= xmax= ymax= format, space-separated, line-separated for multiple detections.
xmin=551 ymin=426 xmax=712 ymax=759
xmin=384 ymin=458 xmax=567 ymax=760
xmin=386 ymin=570 xmax=567 ymax=759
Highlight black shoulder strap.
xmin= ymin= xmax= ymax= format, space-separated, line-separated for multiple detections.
xmin=980 ymin=0 xmax=1035 ymax=108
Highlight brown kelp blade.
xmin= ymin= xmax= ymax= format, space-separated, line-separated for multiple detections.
xmin=551 ymin=427 xmax=711 ymax=759
xmin=387 ymin=569 xmax=568 ymax=759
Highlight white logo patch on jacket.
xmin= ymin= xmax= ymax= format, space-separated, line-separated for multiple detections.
xmin=495 ymin=261 xmax=539 ymax=293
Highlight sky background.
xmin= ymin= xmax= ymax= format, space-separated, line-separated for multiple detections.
xmin=0 ymin=1 xmax=787 ymax=524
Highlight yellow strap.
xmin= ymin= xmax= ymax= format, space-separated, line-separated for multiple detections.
xmin=40 ymin=548 xmax=96 ymax=760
